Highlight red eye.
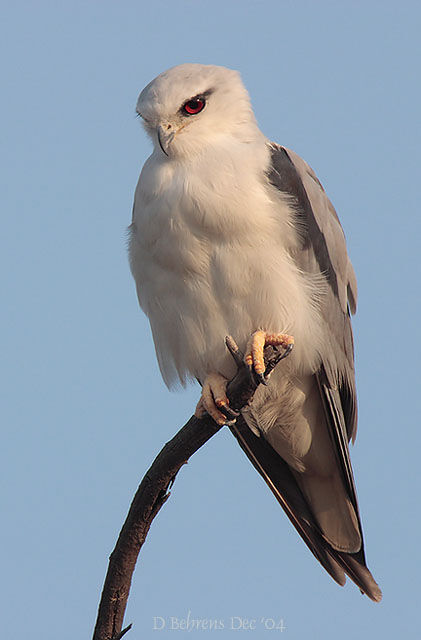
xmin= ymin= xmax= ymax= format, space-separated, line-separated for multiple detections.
xmin=183 ymin=98 xmax=205 ymax=115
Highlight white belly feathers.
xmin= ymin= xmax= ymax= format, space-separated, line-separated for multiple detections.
xmin=129 ymin=145 xmax=327 ymax=387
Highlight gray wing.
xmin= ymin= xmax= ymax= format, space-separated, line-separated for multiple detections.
xmin=267 ymin=144 xmax=358 ymax=442
xmin=231 ymin=143 xmax=381 ymax=601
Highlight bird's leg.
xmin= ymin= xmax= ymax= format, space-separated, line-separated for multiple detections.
xmin=194 ymin=334 xmax=293 ymax=426
xmin=244 ymin=330 xmax=294 ymax=385
xmin=195 ymin=373 xmax=240 ymax=426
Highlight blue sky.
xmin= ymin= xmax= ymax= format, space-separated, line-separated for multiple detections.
xmin=1 ymin=1 xmax=420 ymax=638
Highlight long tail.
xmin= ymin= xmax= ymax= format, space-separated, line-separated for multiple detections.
xmin=229 ymin=418 xmax=382 ymax=602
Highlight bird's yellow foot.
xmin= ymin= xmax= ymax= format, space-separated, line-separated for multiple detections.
xmin=195 ymin=373 xmax=239 ymax=426
xmin=244 ymin=330 xmax=294 ymax=384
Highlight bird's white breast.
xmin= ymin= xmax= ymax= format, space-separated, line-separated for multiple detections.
xmin=129 ymin=141 xmax=326 ymax=387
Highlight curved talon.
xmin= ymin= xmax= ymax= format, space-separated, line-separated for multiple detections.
xmin=264 ymin=342 xmax=294 ymax=380
xmin=254 ymin=371 xmax=268 ymax=387
xmin=216 ymin=400 xmax=240 ymax=419
xmin=244 ymin=330 xmax=294 ymax=385
xmin=277 ymin=342 xmax=294 ymax=362
xmin=195 ymin=373 xmax=236 ymax=426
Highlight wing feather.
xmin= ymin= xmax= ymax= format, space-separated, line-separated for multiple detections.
xmin=231 ymin=143 xmax=381 ymax=600
xmin=230 ymin=418 xmax=381 ymax=601
xmin=267 ymin=143 xmax=357 ymax=440
xmin=229 ymin=419 xmax=347 ymax=587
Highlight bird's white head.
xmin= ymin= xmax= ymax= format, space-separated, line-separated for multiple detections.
xmin=136 ymin=63 xmax=262 ymax=159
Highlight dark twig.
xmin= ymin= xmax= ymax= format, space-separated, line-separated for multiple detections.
xmin=92 ymin=336 xmax=291 ymax=640
xmin=225 ymin=334 xmax=244 ymax=367
xmin=111 ymin=624 xmax=132 ymax=640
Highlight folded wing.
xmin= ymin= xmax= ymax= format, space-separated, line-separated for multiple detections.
xmin=235 ymin=145 xmax=381 ymax=601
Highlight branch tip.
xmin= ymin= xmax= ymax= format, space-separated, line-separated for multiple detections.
xmin=225 ymin=335 xmax=244 ymax=366
xmin=111 ymin=623 xmax=132 ymax=640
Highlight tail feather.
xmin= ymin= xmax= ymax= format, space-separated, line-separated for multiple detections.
xmin=229 ymin=417 xmax=382 ymax=602
xmin=334 ymin=551 xmax=382 ymax=602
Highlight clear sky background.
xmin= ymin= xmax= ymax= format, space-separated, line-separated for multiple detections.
xmin=1 ymin=1 xmax=420 ymax=638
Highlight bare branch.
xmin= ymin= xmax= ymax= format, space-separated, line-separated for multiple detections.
xmin=92 ymin=337 xmax=289 ymax=640
xmin=111 ymin=624 xmax=132 ymax=640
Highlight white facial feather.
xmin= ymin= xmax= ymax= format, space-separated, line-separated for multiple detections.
xmin=136 ymin=63 xmax=262 ymax=159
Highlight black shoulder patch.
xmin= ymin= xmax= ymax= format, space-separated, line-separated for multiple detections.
xmin=267 ymin=144 xmax=339 ymax=299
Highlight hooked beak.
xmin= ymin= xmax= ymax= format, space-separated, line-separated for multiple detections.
xmin=157 ymin=124 xmax=175 ymax=156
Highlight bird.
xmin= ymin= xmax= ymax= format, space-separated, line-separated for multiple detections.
xmin=128 ymin=63 xmax=382 ymax=602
